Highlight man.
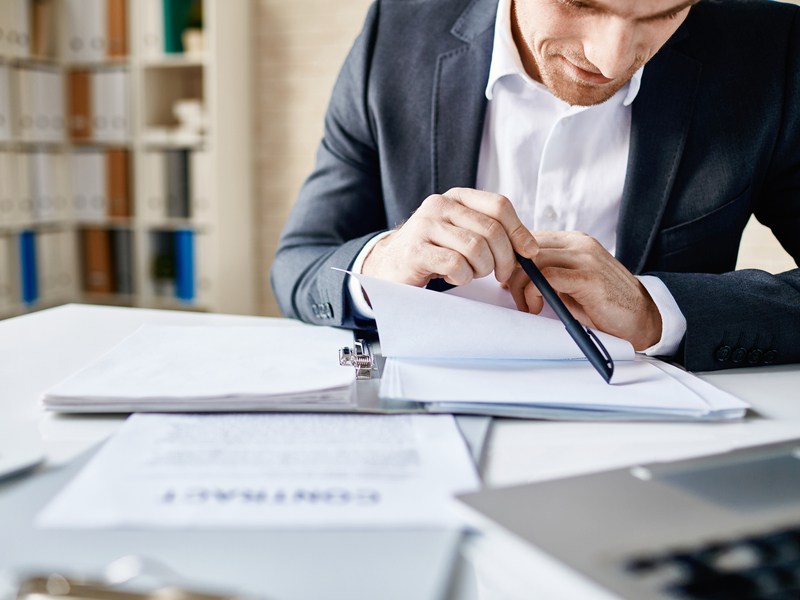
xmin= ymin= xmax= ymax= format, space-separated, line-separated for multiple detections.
xmin=271 ymin=0 xmax=800 ymax=372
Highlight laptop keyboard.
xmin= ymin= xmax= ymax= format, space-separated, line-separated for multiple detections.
xmin=624 ymin=524 xmax=800 ymax=599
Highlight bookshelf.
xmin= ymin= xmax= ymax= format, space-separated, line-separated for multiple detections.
xmin=0 ymin=0 xmax=255 ymax=319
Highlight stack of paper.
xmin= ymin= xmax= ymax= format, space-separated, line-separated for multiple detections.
xmin=350 ymin=272 xmax=749 ymax=421
xmin=43 ymin=323 xmax=357 ymax=412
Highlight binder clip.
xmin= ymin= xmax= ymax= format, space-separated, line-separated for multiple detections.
xmin=339 ymin=339 xmax=376 ymax=379
xmin=0 ymin=556 xmax=262 ymax=600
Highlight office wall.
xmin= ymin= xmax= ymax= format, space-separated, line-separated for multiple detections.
xmin=254 ymin=0 xmax=373 ymax=317
xmin=253 ymin=0 xmax=798 ymax=318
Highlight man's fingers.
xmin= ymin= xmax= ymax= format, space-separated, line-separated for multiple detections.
xmin=506 ymin=266 xmax=532 ymax=312
xmin=445 ymin=188 xmax=539 ymax=261
xmin=523 ymin=282 xmax=544 ymax=315
xmin=428 ymin=220 xmax=495 ymax=279
xmin=443 ymin=202 xmax=517 ymax=281
xmin=417 ymin=244 xmax=475 ymax=286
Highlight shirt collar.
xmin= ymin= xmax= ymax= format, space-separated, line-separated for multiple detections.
xmin=485 ymin=0 xmax=644 ymax=107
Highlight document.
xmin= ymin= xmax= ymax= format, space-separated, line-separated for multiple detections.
xmin=43 ymin=323 xmax=357 ymax=411
xmin=350 ymin=272 xmax=748 ymax=420
xmin=36 ymin=413 xmax=481 ymax=529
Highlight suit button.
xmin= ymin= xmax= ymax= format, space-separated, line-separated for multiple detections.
xmin=731 ymin=347 xmax=747 ymax=363
xmin=747 ymin=349 xmax=763 ymax=364
xmin=715 ymin=346 xmax=732 ymax=361
xmin=764 ymin=350 xmax=778 ymax=364
xmin=324 ymin=302 xmax=334 ymax=319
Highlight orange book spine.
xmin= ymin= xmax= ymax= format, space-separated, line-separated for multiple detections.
xmin=82 ymin=227 xmax=114 ymax=294
xmin=107 ymin=0 xmax=128 ymax=58
xmin=106 ymin=149 xmax=130 ymax=218
xmin=68 ymin=70 xmax=92 ymax=141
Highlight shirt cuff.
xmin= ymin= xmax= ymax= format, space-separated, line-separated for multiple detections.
xmin=347 ymin=231 xmax=393 ymax=320
xmin=636 ymin=275 xmax=687 ymax=357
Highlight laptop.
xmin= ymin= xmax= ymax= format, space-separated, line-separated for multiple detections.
xmin=0 ymin=423 xmax=44 ymax=482
xmin=455 ymin=438 xmax=800 ymax=600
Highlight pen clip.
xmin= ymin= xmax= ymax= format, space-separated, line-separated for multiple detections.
xmin=586 ymin=327 xmax=614 ymax=382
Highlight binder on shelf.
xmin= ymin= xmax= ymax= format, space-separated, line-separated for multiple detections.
xmin=11 ymin=153 xmax=33 ymax=227
xmin=0 ymin=234 xmax=15 ymax=312
xmin=0 ymin=2 xmax=9 ymax=57
xmin=106 ymin=148 xmax=130 ymax=218
xmin=42 ymin=69 xmax=66 ymax=143
xmin=81 ymin=226 xmax=113 ymax=294
xmin=108 ymin=69 xmax=130 ymax=140
xmin=107 ymin=0 xmax=128 ymax=58
xmin=194 ymin=229 xmax=212 ymax=305
xmin=30 ymin=152 xmax=57 ymax=223
xmin=37 ymin=229 xmax=56 ymax=301
xmin=111 ymin=227 xmax=133 ymax=294
xmin=30 ymin=69 xmax=49 ymax=141
xmin=149 ymin=230 xmax=175 ymax=298
xmin=64 ymin=0 xmax=107 ymax=63
xmin=31 ymin=0 xmax=56 ymax=59
xmin=189 ymin=150 xmax=212 ymax=223
xmin=92 ymin=69 xmax=130 ymax=143
xmin=0 ymin=65 xmax=11 ymax=142
xmin=52 ymin=153 xmax=71 ymax=222
xmin=140 ymin=0 xmax=165 ymax=59
xmin=68 ymin=70 xmax=92 ymax=141
xmin=43 ymin=229 xmax=78 ymax=300
xmin=3 ymin=0 xmax=31 ymax=58
xmin=71 ymin=150 xmax=107 ymax=222
xmin=17 ymin=67 xmax=64 ymax=143
xmin=163 ymin=0 xmax=195 ymax=54
xmin=165 ymin=149 xmax=189 ymax=218
xmin=140 ymin=151 xmax=167 ymax=222
xmin=16 ymin=67 xmax=35 ymax=141
xmin=175 ymin=229 xmax=193 ymax=301
xmin=58 ymin=229 xmax=79 ymax=298
xmin=0 ymin=153 xmax=13 ymax=227
xmin=19 ymin=230 xmax=38 ymax=305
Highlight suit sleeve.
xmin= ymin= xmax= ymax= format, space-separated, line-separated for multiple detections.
xmin=652 ymin=7 xmax=800 ymax=373
xmin=270 ymin=2 xmax=386 ymax=329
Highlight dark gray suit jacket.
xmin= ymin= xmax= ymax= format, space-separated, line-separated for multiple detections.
xmin=271 ymin=0 xmax=800 ymax=372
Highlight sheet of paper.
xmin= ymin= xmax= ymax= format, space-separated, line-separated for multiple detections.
xmin=43 ymin=324 xmax=356 ymax=409
xmin=351 ymin=272 xmax=635 ymax=361
xmin=37 ymin=413 xmax=481 ymax=529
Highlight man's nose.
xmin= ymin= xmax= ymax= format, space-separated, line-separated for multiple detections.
xmin=582 ymin=17 xmax=636 ymax=80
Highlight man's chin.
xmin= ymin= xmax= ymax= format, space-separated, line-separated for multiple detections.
xmin=542 ymin=70 xmax=632 ymax=107
xmin=547 ymin=78 xmax=627 ymax=107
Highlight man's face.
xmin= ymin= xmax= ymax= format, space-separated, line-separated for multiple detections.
xmin=512 ymin=0 xmax=698 ymax=106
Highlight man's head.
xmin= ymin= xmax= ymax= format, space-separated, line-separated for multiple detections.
xmin=511 ymin=0 xmax=699 ymax=106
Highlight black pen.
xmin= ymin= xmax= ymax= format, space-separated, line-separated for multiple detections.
xmin=514 ymin=252 xmax=614 ymax=383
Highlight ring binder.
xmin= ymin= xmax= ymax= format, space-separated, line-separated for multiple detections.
xmin=339 ymin=339 xmax=376 ymax=379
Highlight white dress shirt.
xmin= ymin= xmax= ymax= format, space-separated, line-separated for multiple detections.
xmin=348 ymin=0 xmax=686 ymax=357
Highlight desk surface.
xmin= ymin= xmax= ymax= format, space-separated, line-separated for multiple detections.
xmin=1 ymin=304 xmax=799 ymax=600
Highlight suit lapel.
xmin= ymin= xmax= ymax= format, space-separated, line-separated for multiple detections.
xmin=432 ymin=0 xmax=496 ymax=193
xmin=616 ymin=39 xmax=702 ymax=274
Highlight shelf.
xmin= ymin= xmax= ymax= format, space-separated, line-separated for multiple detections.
xmin=0 ymin=0 xmax=255 ymax=317
xmin=79 ymin=292 xmax=136 ymax=307
xmin=141 ymin=54 xmax=207 ymax=68
xmin=64 ymin=58 xmax=131 ymax=69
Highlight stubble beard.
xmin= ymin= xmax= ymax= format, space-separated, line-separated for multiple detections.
xmin=537 ymin=50 xmax=646 ymax=107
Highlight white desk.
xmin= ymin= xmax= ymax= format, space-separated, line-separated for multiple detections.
xmin=1 ymin=304 xmax=799 ymax=600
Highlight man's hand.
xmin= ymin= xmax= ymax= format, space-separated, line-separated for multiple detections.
xmin=503 ymin=231 xmax=662 ymax=351
xmin=363 ymin=188 xmax=539 ymax=288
